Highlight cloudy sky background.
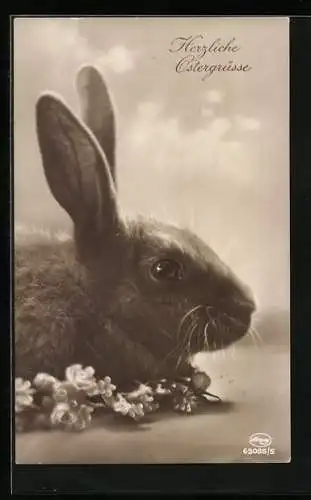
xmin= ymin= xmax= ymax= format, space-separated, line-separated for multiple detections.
xmin=13 ymin=17 xmax=289 ymax=313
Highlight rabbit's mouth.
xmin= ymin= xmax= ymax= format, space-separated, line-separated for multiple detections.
xmin=178 ymin=304 xmax=253 ymax=354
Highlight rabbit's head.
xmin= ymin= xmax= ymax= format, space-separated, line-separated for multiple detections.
xmin=36 ymin=66 xmax=255 ymax=369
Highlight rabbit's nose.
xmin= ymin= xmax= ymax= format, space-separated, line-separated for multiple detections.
xmin=220 ymin=297 xmax=256 ymax=326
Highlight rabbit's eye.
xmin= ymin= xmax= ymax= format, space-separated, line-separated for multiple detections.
xmin=151 ymin=259 xmax=183 ymax=281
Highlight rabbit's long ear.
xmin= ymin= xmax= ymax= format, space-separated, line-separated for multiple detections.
xmin=76 ymin=65 xmax=116 ymax=186
xmin=36 ymin=93 xmax=120 ymax=246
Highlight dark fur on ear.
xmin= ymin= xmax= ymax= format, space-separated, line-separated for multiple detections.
xmin=76 ymin=65 xmax=116 ymax=186
xmin=36 ymin=93 xmax=122 ymax=261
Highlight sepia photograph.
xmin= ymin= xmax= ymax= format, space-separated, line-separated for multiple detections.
xmin=13 ymin=16 xmax=290 ymax=464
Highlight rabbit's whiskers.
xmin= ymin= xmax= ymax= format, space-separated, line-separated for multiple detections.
xmin=174 ymin=315 xmax=199 ymax=370
xmin=250 ymin=325 xmax=264 ymax=345
xmin=185 ymin=321 xmax=199 ymax=354
xmin=158 ymin=315 xmax=196 ymax=370
xmin=177 ymin=303 xmax=231 ymax=358
xmin=247 ymin=328 xmax=260 ymax=349
xmin=203 ymin=321 xmax=210 ymax=350
xmin=177 ymin=304 xmax=205 ymax=338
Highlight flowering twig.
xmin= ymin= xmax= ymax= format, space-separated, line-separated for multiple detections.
xmin=15 ymin=364 xmax=221 ymax=432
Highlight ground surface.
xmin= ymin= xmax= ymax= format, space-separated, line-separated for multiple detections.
xmin=15 ymin=343 xmax=290 ymax=464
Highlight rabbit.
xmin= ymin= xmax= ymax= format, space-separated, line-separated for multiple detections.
xmin=15 ymin=65 xmax=256 ymax=391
